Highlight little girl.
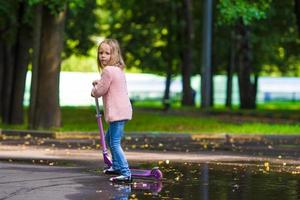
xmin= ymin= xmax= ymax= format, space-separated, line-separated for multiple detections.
xmin=91 ymin=39 xmax=132 ymax=183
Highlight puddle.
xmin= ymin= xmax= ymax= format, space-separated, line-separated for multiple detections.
xmin=109 ymin=162 xmax=300 ymax=200
xmin=1 ymin=158 xmax=300 ymax=200
xmin=158 ymin=162 xmax=299 ymax=199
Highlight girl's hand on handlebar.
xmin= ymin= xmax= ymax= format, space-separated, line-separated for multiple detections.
xmin=92 ymin=80 xmax=98 ymax=86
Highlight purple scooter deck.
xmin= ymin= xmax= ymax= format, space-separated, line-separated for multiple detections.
xmin=131 ymin=169 xmax=150 ymax=175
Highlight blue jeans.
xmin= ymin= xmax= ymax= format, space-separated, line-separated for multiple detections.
xmin=105 ymin=120 xmax=131 ymax=177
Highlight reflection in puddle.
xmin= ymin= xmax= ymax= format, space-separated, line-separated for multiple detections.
xmin=110 ymin=183 xmax=131 ymax=200
xmin=111 ymin=181 xmax=162 ymax=199
xmin=110 ymin=162 xmax=300 ymax=200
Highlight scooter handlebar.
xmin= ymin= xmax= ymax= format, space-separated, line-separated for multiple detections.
xmin=95 ymin=98 xmax=101 ymax=116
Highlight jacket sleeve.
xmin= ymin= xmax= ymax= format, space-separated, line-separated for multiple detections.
xmin=91 ymin=69 xmax=112 ymax=97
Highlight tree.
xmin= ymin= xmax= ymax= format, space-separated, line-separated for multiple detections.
xmin=260 ymin=0 xmax=300 ymax=76
xmin=11 ymin=2 xmax=32 ymax=124
xmin=0 ymin=1 xmax=32 ymax=124
xmin=201 ymin=0 xmax=214 ymax=109
xmin=217 ymin=0 xmax=271 ymax=109
xmin=29 ymin=0 xmax=98 ymax=129
xmin=64 ymin=0 xmax=98 ymax=57
xmin=0 ymin=0 xmax=98 ymax=127
xmin=99 ymin=0 xmax=198 ymax=108
xmin=235 ymin=19 xmax=257 ymax=108
xmin=181 ymin=0 xmax=195 ymax=106
xmin=29 ymin=2 xmax=67 ymax=129
xmin=162 ymin=1 xmax=178 ymax=110
xmin=294 ymin=0 xmax=300 ymax=35
xmin=225 ymin=31 xmax=235 ymax=108
xmin=0 ymin=1 xmax=18 ymax=124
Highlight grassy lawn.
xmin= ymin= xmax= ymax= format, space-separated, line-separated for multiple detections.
xmin=61 ymin=104 xmax=300 ymax=134
xmin=1 ymin=101 xmax=300 ymax=135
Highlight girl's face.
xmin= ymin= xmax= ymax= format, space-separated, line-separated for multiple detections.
xmin=99 ymin=43 xmax=111 ymax=67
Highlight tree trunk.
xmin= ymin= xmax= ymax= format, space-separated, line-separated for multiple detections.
xmin=163 ymin=62 xmax=172 ymax=111
xmin=1 ymin=44 xmax=16 ymax=123
xmin=181 ymin=0 xmax=194 ymax=106
xmin=31 ymin=5 xmax=66 ymax=129
xmin=210 ymin=72 xmax=214 ymax=107
xmin=10 ymin=2 xmax=32 ymax=124
xmin=29 ymin=4 xmax=43 ymax=129
xmin=201 ymin=0 xmax=213 ymax=108
xmin=0 ymin=1 xmax=31 ymax=124
xmin=0 ymin=2 xmax=19 ymax=124
xmin=295 ymin=0 xmax=300 ymax=35
xmin=0 ymin=42 xmax=4 ymax=119
xmin=209 ymin=25 xmax=216 ymax=107
xmin=162 ymin=2 xmax=178 ymax=111
xmin=225 ymin=31 xmax=235 ymax=108
xmin=235 ymin=20 xmax=256 ymax=109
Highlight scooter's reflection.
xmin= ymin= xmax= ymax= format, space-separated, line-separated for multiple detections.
xmin=111 ymin=181 xmax=163 ymax=200
xmin=132 ymin=181 xmax=163 ymax=194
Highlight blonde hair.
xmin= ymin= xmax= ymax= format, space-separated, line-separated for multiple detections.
xmin=97 ymin=39 xmax=125 ymax=71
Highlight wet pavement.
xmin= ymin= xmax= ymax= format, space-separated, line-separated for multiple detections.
xmin=0 ymin=161 xmax=164 ymax=200
xmin=0 ymin=134 xmax=300 ymax=200
xmin=0 ymin=161 xmax=161 ymax=200
xmin=0 ymin=162 xmax=113 ymax=200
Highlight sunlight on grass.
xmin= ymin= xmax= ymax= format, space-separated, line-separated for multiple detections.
xmin=1 ymin=104 xmax=299 ymax=135
xmin=58 ymin=106 xmax=300 ymax=134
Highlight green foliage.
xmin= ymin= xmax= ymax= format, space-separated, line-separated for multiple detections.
xmin=251 ymin=0 xmax=300 ymax=75
xmin=213 ymin=0 xmax=300 ymax=76
xmin=0 ymin=1 xmax=18 ymax=43
xmin=64 ymin=0 xmax=98 ymax=58
xmin=61 ymin=45 xmax=97 ymax=71
xmin=217 ymin=0 xmax=271 ymax=25
xmin=27 ymin=0 xmax=67 ymax=15
xmin=25 ymin=0 xmax=98 ymax=59
xmin=3 ymin=0 xmax=299 ymax=75
xmin=98 ymin=0 xmax=183 ymax=75
xmin=43 ymin=0 xmax=67 ymax=15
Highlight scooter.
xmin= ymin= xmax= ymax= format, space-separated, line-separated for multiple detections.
xmin=94 ymin=98 xmax=163 ymax=180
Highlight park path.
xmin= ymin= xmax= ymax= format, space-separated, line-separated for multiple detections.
xmin=0 ymin=142 xmax=299 ymax=166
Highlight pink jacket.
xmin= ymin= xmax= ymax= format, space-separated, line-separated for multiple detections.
xmin=91 ymin=66 xmax=132 ymax=122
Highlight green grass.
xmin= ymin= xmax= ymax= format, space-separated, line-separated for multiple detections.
xmin=257 ymin=101 xmax=300 ymax=110
xmin=1 ymin=102 xmax=300 ymax=135
xmin=60 ymin=104 xmax=300 ymax=134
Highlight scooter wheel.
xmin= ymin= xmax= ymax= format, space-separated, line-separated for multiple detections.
xmin=151 ymin=167 xmax=163 ymax=180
